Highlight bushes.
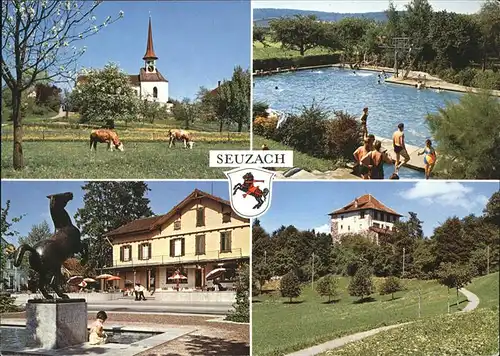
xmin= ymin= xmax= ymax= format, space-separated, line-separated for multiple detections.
xmin=280 ymin=271 xmax=301 ymax=302
xmin=253 ymin=103 xmax=361 ymax=161
xmin=435 ymin=68 xmax=500 ymax=90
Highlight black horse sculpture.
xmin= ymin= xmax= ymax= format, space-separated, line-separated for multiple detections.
xmin=232 ymin=172 xmax=269 ymax=209
xmin=13 ymin=192 xmax=83 ymax=299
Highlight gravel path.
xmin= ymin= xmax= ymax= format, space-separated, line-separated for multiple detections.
xmin=459 ymin=287 xmax=480 ymax=312
xmin=284 ymin=288 xmax=480 ymax=356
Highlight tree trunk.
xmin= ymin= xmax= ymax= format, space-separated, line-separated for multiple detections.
xmin=238 ymin=120 xmax=243 ymax=133
xmin=219 ymin=118 xmax=223 ymax=133
xmin=12 ymin=89 xmax=24 ymax=170
xmin=300 ymin=47 xmax=305 ymax=56
xmin=289 ymin=297 xmax=292 ymax=303
xmin=392 ymin=292 xmax=394 ymax=300
xmin=456 ymin=287 xmax=459 ymax=309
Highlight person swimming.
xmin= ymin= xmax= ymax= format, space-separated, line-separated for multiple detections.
xmin=418 ymin=139 xmax=437 ymax=180
xmin=275 ymin=86 xmax=279 ymax=90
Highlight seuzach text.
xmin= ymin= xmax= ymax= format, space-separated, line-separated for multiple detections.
xmin=209 ymin=150 xmax=294 ymax=167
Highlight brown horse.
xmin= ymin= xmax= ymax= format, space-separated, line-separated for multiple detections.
xmin=168 ymin=129 xmax=194 ymax=149
xmin=90 ymin=129 xmax=124 ymax=152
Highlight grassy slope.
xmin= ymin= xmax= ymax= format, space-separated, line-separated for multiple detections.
xmin=253 ymin=37 xmax=334 ymax=60
xmin=1 ymin=141 xmax=248 ymax=179
xmin=253 ymin=135 xmax=340 ymax=171
xmin=327 ymin=273 xmax=500 ymax=356
xmin=252 ymin=277 xmax=465 ymax=356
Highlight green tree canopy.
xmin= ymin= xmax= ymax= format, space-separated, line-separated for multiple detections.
xmin=348 ymin=265 xmax=375 ymax=300
xmin=379 ymin=276 xmax=404 ymax=300
xmin=71 ymin=63 xmax=139 ymax=125
xmin=280 ymin=271 xmax=301 ymax=302
xmin=316 ymin=274 xmax=339 ymax=302
xmin=270 ymin=15 xmax=325 ymax=56
xmin=17 ymin=221 xmax=52 ymax=278
xmin=74 ymin=182 xmax=154 ymax=272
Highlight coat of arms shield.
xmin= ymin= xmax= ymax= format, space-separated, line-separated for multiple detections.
xmin=225 ymin=167 xmax=275 ymax=219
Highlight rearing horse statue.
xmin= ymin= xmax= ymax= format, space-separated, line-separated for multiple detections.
xmin=13 ymin=192 xmax=83 ymax=299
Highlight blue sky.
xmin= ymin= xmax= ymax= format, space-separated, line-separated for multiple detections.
xmin=259 ymin=181 xmax=499 ymax=237
xmin=73 ymin=1 xmax=250 ymax=99
xmin=1 ymin=180 xmax=229 ymax=244
xmin=253 ymin=0 xmax=484 ymax=14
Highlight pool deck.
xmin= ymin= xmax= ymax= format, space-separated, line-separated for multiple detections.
xmin=253 ymin=64 xmax=500 ymax=97
xmin=376 ymin=136 xmax=426 ymax=171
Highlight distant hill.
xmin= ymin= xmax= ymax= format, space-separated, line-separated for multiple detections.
xmin=253 ymin=8 xmax=389 ymax=27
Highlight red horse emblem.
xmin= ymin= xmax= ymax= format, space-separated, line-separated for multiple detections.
xmin=232 ymin=172 xmax=269 ymax=209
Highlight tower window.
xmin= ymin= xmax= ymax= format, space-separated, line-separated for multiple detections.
xmin=153 ymin=87 xmax=158 ymax=98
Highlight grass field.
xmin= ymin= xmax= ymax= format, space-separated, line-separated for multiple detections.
xmin=253 ymin=37 xmax=334 ymax=60
xmin=1 ymin=141 xmax=248 ymax=179
xmin=252 ymin=277 xmax=466 ymax=356
xmin=254 ymin=135 xmax=341 ymax=172
xmin=328 ymin=272 xmax=500 ymax=356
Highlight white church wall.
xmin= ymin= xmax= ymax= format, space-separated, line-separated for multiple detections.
xmin=140 ymin=81 xmax=169 ymax=104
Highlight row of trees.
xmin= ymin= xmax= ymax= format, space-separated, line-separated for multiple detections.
xmin=69 ymin=63 xmax=251 ymax=132
xmin=253 ymin=191 xmax=500 ymax=294
xmin=256 ymin=0 xmax=500 ymax=85
xmin=279 ymin=269 xmax=404 ymax=303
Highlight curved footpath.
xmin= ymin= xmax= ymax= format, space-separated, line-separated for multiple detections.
xmin=284 ymin=288 xmax=480 ymax=356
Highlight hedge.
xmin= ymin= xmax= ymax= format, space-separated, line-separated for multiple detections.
xmin=253 ymin=53 xmax=342 ymax=71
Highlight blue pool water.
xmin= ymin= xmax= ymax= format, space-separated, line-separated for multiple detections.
xmin=253 ymin=68 xmax=462 ymax=147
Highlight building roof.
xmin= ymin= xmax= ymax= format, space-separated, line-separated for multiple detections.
xmin=104 ymin=189 xmax=240 ymax=238
xmin=139 ymin=67 xmax=168 ymax=82
xmin=329 ymin=194 xmax=402 ymax=217
xmin=368 ymin=226 xmax=395 ymax=235
xmin=143 ymin=17 xmax=158 ymax=60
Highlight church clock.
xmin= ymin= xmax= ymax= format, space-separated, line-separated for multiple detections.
xmin=146 ymin=60 xmax=155 ymax=73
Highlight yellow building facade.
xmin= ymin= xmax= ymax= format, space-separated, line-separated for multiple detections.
xmin=103 ymin=189 xmax=250 ymax=290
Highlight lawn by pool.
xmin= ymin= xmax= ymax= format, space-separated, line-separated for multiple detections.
xmin=253 ymin=68 xmax=462 ymax=146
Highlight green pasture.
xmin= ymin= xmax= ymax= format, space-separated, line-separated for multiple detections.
xmin=328 ymin=272 xmax=499 ymax=356
xmin=252 ymin=277 xmax=466 ymax=356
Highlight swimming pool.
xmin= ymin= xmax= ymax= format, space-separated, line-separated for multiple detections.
xmin=253 ymin=68 xmax=462 ymax=147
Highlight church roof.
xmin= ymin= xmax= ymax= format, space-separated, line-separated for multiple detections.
xmin=329 ymin=194 xmax=402 ymax=216
xmin=143 ymin=17 xmax=158 ymax=60
xmin=139 ymin=67 xmax=168 ymax=82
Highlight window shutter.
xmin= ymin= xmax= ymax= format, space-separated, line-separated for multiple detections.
xmin=170 ymin=240 xmax=174 ymax=257
xmin=201 ymin=235 xmax=205 ymax=254
xmin=138 ymin=244 xmax=143 ymax=260
xmin=220 ymin=232 xmax=224 ymax=252
xmin=181 ymin=238 xmax=185 ymax=256
xmin=148 ymin=243 xmax=152 ymax=259
xmin=228 ymin=231 xmax=232 ymax=252
xmin=120 ymin=246 xmax=124 ymax=262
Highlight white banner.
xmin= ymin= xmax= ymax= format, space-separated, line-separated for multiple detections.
xmin=209 ymin=150 xmax=293 ymax=168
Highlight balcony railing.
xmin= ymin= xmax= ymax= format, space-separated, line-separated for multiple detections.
xmin=110 ymin=248 xmax=244 ymax=269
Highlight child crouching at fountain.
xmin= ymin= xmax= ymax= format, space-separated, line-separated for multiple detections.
xmin=89 ymin=311 xmax=108 ymax=345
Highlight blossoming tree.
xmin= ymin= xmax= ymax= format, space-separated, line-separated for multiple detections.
xmin=1 ymin=0 xmax=123 ymax=169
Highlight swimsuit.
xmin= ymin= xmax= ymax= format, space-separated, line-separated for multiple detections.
xmin=423 ymin=147 xmax=436 ymax=165
xmin=370 ymin=152 xmax=384 ymax=179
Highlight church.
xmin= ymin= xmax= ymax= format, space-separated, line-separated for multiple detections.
xmin=77 ymin=17 xmax=171 ymax=109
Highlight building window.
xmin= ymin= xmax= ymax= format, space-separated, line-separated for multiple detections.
xmin=341 ymin=215 xmax=344 ymax=220
xmin=138 ymin=242 xmax=151 ymax=260
xmin=354 ymin=217 xmax=357 ymax=223
xmin=174 ymin=219 xmax=181 ymax=230
xmin=360 ymin=211 xmax=365 ymax=219
xmin=153 ymin=87 xmax=158 ymax=98
xmin=170 ymin=238 xmax=185 ymax=257
xmin=373 ymin=222 xmax=380 ymax=228
xmin=195 ymin=234 xmax=206 ymax=255
xmin=360 ymin=224 xmax=362 ymax=229
xmin=381 ymin=213 xmax=386 ymax=222
xmin=120 ymin=245 xmax=132 ymax=262
xmin=196 ymin=207 xmax=205 ymax=227
xmin=340 ymin=225 xmax=343 ymax=230
xmin=222 ymin=212 xmax=231 ymax=223
xmin=220 ymin=231 xmax=232 ymax=253
xmin=348 ymin=226 xmax=350 ymax=231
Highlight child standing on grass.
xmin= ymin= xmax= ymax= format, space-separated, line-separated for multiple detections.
xmin=89 ymin=311 xmax=108 ymax=345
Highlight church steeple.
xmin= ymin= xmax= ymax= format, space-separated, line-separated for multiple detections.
xmin=143 ymin=16 xmax=158 ymax=73
xmin=143 ymin=16 xmax=158 ymax=61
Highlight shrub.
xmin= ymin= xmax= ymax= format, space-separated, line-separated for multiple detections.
xmin=0 ymin=292 xmax=19 ymax=313
xmin=316 ymin=274 xmax=340 ymax=302
xmin=324 ymin=110 xmax=362 ymax=159
xmin=280 ymin=271 xmax=301 ymax=302
xmin=226 ymin=264 xmax=249 ymax=323
xmin=253 ymin=53 xmax=341 ymax=71
xmin=454 ymin=68 xmax=476 ymax=87
xmin=348 ymin=265 xmax=375 ymax=300
xmin=253 ymin=116 xmax=278 ymax=139
xmin=427 ymin=90 xmax=500 ymax=179
xmin=473 ymin=70 xmax=500 ymax=90
xmin=379 ymin=276 xmax=403 ymax=300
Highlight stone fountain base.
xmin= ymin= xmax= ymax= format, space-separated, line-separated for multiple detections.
xmin=25 ymin=298 xmax=87 ymax=349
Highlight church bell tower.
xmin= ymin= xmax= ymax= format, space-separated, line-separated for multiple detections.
xmin=143 ymin=16 xmax=158 ymax=73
